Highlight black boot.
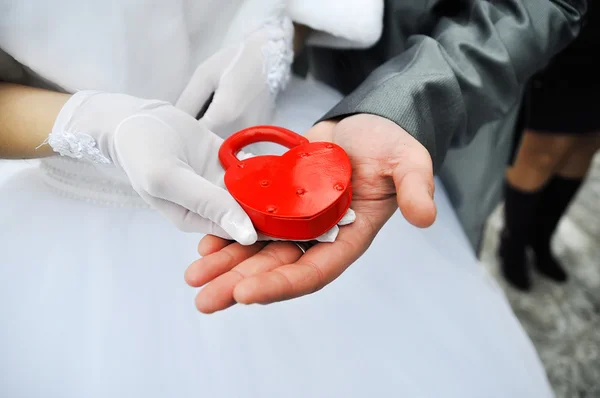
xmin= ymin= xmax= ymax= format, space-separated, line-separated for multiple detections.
xmin=531 ymin=175 xmax=582 ymax=283
xmin=498 ymin=181 xmax=543 ymax=291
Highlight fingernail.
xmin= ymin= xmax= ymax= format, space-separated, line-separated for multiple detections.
xmin=237 ymin=230 xmax=257 ymax=246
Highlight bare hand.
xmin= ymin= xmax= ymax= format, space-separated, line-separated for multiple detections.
xmin=185 ymin=114 xmax=436 ymax=313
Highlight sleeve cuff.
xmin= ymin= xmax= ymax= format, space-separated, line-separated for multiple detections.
xmin=288 ymin=0 xmax=384 ymax=49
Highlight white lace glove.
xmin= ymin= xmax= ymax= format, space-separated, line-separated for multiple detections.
xmin=46 ymin=90 xmax=258 ymax=244
xmin=176 ymin=16 xmax=294 ymax=137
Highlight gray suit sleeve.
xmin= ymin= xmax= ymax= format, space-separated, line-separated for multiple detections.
xmin=320 ymin=0 xmax=587 ymax=170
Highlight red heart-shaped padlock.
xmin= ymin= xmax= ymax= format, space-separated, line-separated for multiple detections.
xmin=219 ymin=126 xmax=352 ymax=240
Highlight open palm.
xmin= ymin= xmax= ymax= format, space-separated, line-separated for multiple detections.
xmin=185 ymin=114 xmax=436 ymax=313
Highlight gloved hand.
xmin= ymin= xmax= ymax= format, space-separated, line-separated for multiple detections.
xmin=173 ymin=15 xmax=355 ymax=242
xmin=46 ymin=90 xmax=258 ymax=244
xmin=175 ymin=15 xmax=294 ymax=136
xmin=47 ymin=90 xmax=353 ymax=244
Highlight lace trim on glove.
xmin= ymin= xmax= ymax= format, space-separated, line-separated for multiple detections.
xmin=43 ymin=131 xmax=110 ymax=164
xmin=262 ymin=14 xmax=294 ymax=96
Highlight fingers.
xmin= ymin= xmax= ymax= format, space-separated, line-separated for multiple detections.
xmin=150 ymin=166 xmax=257 ymax=245
xmin=201 ymin=85 xmax=240 ymax=132
xmin=139 ymin=192 xmax=234 ymax=239
xmin=233 ymin=262 xmax=320 ymax=305
xmin=189 ymin=211 xmax=377 ymax=312
xmin=231 ymin=243 xmax=345 ymax=305
xmin=198 ymin=235 xmax=231 ymax=256
xmin=392 ymin=144 xmax=437 ymax=228
xmin=175 ymin=56 xmax=221 ymax=117
xmin=233 ymin=218 xmax=371 ymax=305
xmin=185 ymin=241 xmax=265 ymax=288
xmin=194 ymin=242 xmax=303 ymax=313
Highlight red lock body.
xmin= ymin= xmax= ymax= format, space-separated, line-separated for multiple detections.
xmin=219 ymin=126 xmax=352 ymax=240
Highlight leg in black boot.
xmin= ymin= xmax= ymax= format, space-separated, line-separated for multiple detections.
xmin=531 ymin=175 xmax=582 ymax=282
xmin=498 ymin=181 xmax=544 ymax=291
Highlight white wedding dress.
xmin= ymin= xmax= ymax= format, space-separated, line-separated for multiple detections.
xmin=0 ymin=1 xmax=552 ymax=397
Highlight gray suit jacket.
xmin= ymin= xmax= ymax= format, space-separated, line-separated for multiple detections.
xmin=305 ymin=0 xmax=588 ymax=249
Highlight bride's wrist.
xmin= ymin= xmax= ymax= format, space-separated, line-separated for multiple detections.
xmin=0 ymin=82 xmax=70 ymax=159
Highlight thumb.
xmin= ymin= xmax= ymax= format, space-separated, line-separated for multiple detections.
xmin=392 ymin=144 xmax=436 ymax=228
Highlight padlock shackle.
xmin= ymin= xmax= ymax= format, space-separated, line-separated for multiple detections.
xmin=219 ymin=126 xmax=310 ymax=170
